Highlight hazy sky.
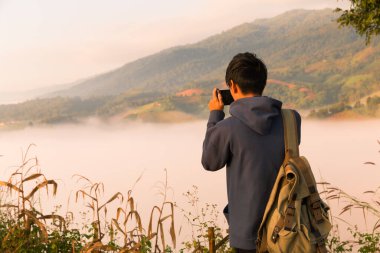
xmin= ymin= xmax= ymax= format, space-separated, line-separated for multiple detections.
xmin=0 ymin=0 xmax=350 ymax=93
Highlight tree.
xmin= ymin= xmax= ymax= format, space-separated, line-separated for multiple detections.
xmin=336 ymin=0 xmax=380 ymax=44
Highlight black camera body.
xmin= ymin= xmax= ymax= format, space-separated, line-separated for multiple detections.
xmin=218 ymin=89 xmax=234 ymax=105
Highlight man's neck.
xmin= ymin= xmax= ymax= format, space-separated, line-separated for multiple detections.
xmin=234 ymin=93 xmax=261 ymax=100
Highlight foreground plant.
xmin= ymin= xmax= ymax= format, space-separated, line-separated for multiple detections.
xmin=0 ymin=146 xmax=177 ymax=252
xmin=335 ymin=0 xmax=380 ymax=44
xmin=177 ymin=185 xmax=231 ymax=253
xmin=73 ymin=174 xmax=124 ymax=252
xmin=323 ymin=140 xmax=380 ymax=252
xmin=148 ymin=169 xmax=176 ymax=253
xmin=0 ymin=145 xmax=89 ymax=252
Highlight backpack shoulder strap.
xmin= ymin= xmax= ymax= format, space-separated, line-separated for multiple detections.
xmin=281 ymin=109 xmax=299 ymax=161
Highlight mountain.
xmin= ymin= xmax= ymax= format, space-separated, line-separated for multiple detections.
xmin=48 ymin=8 xmax=380 ymax=109
xmin=0 ymin=9 xmax=379 ymax=128
xmin=0 ymin=82 xmax=75 ymax=105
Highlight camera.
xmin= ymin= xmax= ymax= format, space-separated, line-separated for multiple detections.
xmin=217 ymin=89 xmax=234 ymax=105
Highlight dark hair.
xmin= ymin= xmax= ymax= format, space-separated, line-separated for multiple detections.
xmin=225 ymin=52 xmax=267 ymax=95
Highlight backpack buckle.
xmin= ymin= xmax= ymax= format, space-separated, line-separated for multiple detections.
xmin=284 ymin=210 xmax=296 ymax=231
xmin=310 ymin=194 xmax=324 ymax=224
xmin=271 ymin=225 xmax=281 ymax=243
xmin=284 ymin=197 xmax=297 ymax=231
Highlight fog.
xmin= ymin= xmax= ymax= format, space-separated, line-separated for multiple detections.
xmin=0 ymin=119 xmax=379 ymax=242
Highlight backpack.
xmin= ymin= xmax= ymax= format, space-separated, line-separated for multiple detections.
xmin=256 ymin=109 xmax=332 ymax=253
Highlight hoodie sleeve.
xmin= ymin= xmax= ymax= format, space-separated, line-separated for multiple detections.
xmin=201 ymin=110 xmax=231 ymax=171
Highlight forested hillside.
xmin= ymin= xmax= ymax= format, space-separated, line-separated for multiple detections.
xmin=49 ymin=9 xmax=380 ymax=107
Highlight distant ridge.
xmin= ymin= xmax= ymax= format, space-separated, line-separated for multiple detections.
xmin=0 ymin=8 xmax=378 ymax=127
xmin=47 ymin=8 xmax=379 ymax=109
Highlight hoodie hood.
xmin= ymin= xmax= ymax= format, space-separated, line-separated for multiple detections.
xmin=229 ymin=96 xmax=282 ymax=135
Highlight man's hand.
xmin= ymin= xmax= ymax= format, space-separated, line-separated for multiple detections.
xmin=208 ymin=88 xmax=224 ymax=111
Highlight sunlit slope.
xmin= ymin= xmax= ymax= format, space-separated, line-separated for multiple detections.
xmin=48 ymin=9 xmax=379 ymax=108
xmin=1 ymin=9 xmax=379 ymax=127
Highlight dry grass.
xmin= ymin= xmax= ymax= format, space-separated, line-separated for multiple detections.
xmin=0 ymin=145 xmax=177 ymax=252
xmin=0 ymin=144 xmax=63 ymax=243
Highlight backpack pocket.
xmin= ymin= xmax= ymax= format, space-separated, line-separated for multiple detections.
xmin=267 ymin=223 xmax=313 ymax=253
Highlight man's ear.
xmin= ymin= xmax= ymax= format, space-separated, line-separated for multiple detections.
xmin=230 ymin=80 xmax=239 ymax=94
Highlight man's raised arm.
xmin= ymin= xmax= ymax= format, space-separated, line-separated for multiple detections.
xmin=201 ymin=88 xmax=230 ymax=171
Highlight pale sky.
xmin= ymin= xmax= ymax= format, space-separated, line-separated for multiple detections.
xmin=0 ymin=0 xmax=350 ymax=93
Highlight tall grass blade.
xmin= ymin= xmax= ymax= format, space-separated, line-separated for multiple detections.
xmin=25 ymin=180 xmax=57 ymax=200
xmin=148 ymin=206 xmax=161 ymax=236
xmin=22 ymin=173 xmax=46 ymax=183
xmin=99 ymin=192 xmax=124 ymax=210
xmin=0 ymin=181 xmax=22 ymax=193
xmin=112 ymin=218 xmax=127 ymax=237
xmin=76 ymin=190 xmax=96 ymax=202
xmin=159 ymin=222 xmax=165 ymax=252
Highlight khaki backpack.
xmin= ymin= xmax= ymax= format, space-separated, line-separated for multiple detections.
xmin=257 ymin=109 xmax=332 ymax=253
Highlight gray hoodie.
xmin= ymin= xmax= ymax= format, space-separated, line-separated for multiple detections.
xmin=201 ymin=96 xmax=301 ymax=250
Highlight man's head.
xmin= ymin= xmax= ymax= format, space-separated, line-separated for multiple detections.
xmin=225 ymin=52 xmax=267 ymax=96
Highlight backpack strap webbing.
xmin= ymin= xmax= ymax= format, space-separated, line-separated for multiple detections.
xmin=281 ymin=109 xmax=299 ymax=162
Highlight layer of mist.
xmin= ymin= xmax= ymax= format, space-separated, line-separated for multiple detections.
xmin=0 ymin=119 xmax=379 ymax=242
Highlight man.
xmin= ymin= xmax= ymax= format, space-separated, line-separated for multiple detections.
xmin=201 ymin=52 xmax=301 ymax=253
